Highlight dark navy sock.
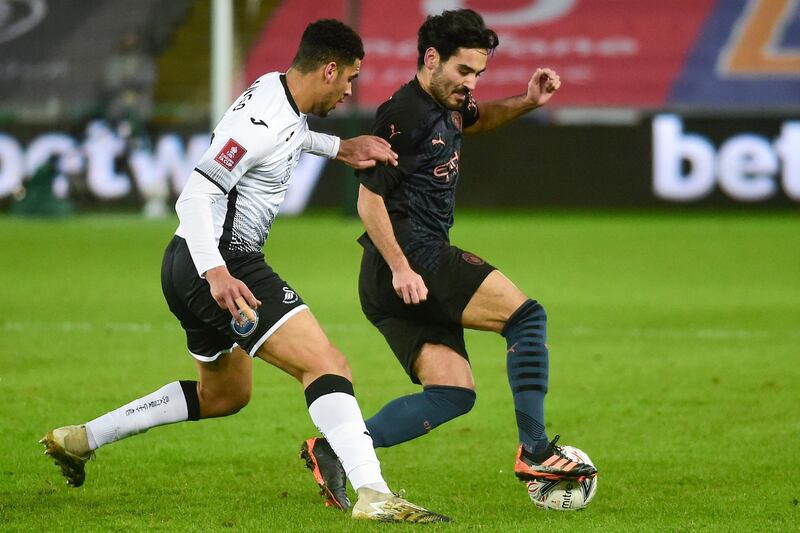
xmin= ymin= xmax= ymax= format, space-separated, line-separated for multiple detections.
xmin=365 ymin=385 xmax=476 ymax=448
xmin=503 ymin=299 xmax=549 ymax=454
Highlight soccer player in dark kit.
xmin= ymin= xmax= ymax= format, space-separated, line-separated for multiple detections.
xmin=302 ymin=9 xmax=597 ymax=510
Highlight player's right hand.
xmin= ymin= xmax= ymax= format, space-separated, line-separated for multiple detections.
xmin=392 ymin=267 xmax=428 ymax=305
xmin=337 ymin=135 xmax=398 ymax=169
xmin=205 ymin=265 xmax=261 ymax=323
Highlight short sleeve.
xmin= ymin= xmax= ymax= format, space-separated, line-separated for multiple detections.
xmin=462 ymin=92 xmax=480 ymax=129
xmin=357 ymin=104 xmax=418 ymax=197
xmin=193 ymin=111 xmax=276 ymax=193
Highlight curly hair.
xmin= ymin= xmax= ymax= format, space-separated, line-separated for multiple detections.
xmin=417 ymin=9 xmax=499 ymax=68
xmin=291 ymin=19 xmax=364 ymax=73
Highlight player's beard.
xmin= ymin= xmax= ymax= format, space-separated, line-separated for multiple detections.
xmin=429 ymin=66 xmax=465 ymax=110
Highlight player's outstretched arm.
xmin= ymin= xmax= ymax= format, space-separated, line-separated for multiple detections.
xmin=337 ymin=135 xmax=398 ymax=170
xmin=357 ymin=185 xmax=427 ymax=305
xmin=465 ymin=67 xmax=561 ymax=135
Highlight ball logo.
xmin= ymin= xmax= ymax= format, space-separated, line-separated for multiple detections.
xmin=461 ymin=252 xmax=485 ymax=265
xmin=230 ymin=309 xmax=258 ymax=338
xmin=215 ymin=138 xmax=247 ymax=171
xmin=282 ymin=287 xmax=298 ymax=304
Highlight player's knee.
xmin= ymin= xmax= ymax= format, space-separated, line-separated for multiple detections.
xmin=502 ymin=299 xmax=547 ymax=338
xmin=199 ymin=384 xmax=251 ymax=417
xmin=303 ymin=343 xmax=352 ymax=381
xmin=425 ymin=386 xmax=476 ymax=423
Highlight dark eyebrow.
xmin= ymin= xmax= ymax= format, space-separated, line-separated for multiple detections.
xmin=349 ymin=72 xmax=360 ymax=81
xmin=458 ymin=64 xmax=486 ymax=75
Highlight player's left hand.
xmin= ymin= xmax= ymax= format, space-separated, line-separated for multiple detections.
xmin=525 ymin=68 xmax=561 ymax=107
xmin=337 ymin=135 xmax=399 ymax=170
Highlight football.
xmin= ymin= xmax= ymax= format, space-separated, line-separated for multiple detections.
xmin=526 ymin=446 xmax=598 ymax=511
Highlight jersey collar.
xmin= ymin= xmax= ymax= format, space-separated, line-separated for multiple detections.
xmin=279 ymin=73 xmax=301 ymax=116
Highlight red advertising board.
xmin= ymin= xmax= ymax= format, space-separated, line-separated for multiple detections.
xmin=245 ymin=0 xmax=715 ymax=107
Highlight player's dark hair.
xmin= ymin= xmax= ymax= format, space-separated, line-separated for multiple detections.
xmin=291 ymin=19 xmax=364 ymax=73
xmin=417 ymin=9 xmax=499 ymax=68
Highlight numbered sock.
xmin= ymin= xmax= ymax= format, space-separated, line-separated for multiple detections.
xmin=85 ymin=380 xmax=201 ymax=450
xmin=365 ymin=385 xmax=476 ymax=448
xmin=503 ymin=300 xmax=550 ymax=455
xmin=305 ymin=374 xmax=390 ymax=493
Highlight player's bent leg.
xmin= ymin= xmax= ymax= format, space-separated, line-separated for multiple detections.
xmin=40 ymin=376 xmax=208 ymax=487
xmin=364 ymin=344 xmax=476 ymax=448
xmin=462 ymin=271 xmax=597 ymax=481
xmin=461 ymin=270 xmax=527 ymax=333
xmin=194 ymin=347 xmax=253 ymax=418
xmin=261 ymin=309 xmax=450 ymax=520
xmin=254 ymin=308 xmax=352 ymax=386
xmin=41 ymin=347 xmax=255 ymax=487
xmin=256 ymin=309 xmax=366 ymax=511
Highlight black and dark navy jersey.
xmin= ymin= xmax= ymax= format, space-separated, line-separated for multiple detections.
xmin=358 ymin=77 xmax=480 ymax=271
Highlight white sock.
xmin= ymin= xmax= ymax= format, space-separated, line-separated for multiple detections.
xmin=308 ymin=392 xmax=390 ymax=494
xmin=85 ymin=381 xmax=190 ymax=450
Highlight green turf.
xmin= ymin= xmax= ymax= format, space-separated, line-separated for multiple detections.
xmin=1 ymin=211 xmax=798 ymax=531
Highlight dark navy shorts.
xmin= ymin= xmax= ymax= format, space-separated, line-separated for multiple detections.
xmin=358 ymin=242 xmax=495 ymax=383
xmin=161 ymin=236 xmax=307 ymax=362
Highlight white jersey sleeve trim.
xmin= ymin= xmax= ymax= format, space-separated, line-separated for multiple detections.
xmin=302 ymin=130 xmax=340 ymax=159
xmin=175 ymin=171 xmax=227 ymax=277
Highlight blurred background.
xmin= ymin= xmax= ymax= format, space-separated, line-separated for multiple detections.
xmin=0 ymin=0 xmax=798 ymax=216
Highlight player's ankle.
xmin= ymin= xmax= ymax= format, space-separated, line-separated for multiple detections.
xmin=358 ymin=482 xmax=391 ymax=496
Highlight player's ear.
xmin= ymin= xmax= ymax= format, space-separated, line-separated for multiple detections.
xmin=323 ymin=62 xmax=337 ymax=84
xmin=423 ymin=47 xmax=439 ymax=70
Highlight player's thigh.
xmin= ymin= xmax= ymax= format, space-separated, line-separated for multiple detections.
xmin=254 ymin=308 xmax=351 ymax=387
xmin=461 ymin=270 xmax=527 ymax=333
xmin=193 ymin=346 xmax=253 ymax=417
xmin=414 ymin=343 xmax=475 ymax=389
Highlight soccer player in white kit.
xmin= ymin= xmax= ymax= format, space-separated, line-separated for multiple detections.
xmin=40 ymin=19 xmax=449 ymax=524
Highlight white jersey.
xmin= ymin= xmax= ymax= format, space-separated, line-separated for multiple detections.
xmin=175 ymin=72 xmax=340 ymax=276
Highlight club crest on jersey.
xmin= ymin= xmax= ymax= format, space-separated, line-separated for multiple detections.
xmin=230 ymin=309 xmax=259 ymax=337
xmin=461 ymin=252 xmax=485 ymax=266
xmin=215 ymin=138 xmax=247 ymax=171
xmin=282 ymin=287 xmax=298 ymax=304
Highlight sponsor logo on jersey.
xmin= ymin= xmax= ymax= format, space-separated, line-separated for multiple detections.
xmin=433 ymin=150 xmax=460 ymax=182
xmin=230 ymin=309 xmax=259 ymax=337
xmin=461 ymin=252 xmax=485 ymax=265
xmin=282 ymin=287 xmax=298 ymax=304
xmin=388 ymin=124 xmax=402 ymax=138
xmin=215 ymin=138 xmax=247 ymax=171
xmin=431 ymin=133 xmax=445 ymax=146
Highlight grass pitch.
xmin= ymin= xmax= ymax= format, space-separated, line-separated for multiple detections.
xmin=1 ymin=211 xmax=798 ymax=531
